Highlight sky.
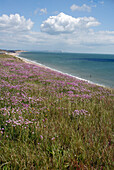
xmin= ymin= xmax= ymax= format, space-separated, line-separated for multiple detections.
xmin=0 ymin=0 xmax=114 ymax=54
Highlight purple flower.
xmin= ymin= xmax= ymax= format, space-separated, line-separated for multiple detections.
xmin=51 ymin=137 xmax=55 ymax=141
xmin=68 ymin=91 xmax=73 ymax=94
xmin=40 ymin=135 xmax=43 ymax=140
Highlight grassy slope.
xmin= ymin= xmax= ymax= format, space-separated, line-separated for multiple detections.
xmin=0 ymin=54 xmax=114 ymax=169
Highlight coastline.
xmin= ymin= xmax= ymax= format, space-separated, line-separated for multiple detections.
xmin=8 ymin=51 xmax=111 ymax=89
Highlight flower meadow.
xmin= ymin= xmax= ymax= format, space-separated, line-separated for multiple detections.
xmin=0 ymin=54 xmax=113 ymax=169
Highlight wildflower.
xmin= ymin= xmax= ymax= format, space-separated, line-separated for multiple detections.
xmin=51 ymin=137 xmax=55 ymax=141
xmin=12 ymin=125 xmax=16 ymax=127
xmin=68 ymin=91 xmax=73 ymax=94
xmin=72 ymin=109 xmax=89 ymax=117
xmin=40 ymin=135 xmax=43 ymax=140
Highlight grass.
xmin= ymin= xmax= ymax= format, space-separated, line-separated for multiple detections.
xmin=0 ymin=54 xmax=114 ymax=169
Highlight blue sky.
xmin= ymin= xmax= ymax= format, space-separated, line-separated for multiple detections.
xmin=0 ymin=0 xmax=114 ymax=54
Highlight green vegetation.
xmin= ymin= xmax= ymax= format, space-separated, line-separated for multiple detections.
xmin=0 ymin=54 xmax=114 ymax=169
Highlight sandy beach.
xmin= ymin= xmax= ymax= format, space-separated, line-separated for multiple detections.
xmin=8 ymin=51 xmax=49 ymax=69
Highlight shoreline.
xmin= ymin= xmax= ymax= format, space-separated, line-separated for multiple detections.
xmin=8 ymin=51 xmax=111 ymax=89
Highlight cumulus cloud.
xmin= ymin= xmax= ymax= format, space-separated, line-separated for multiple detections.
xmin=0 ymin=14 xmax=33 ymax=33
xmin=0 ymin=13 xmax=114 ymax=54
xmin=70 ymin=4 xmax=91 ymax=12
xmin=40 ymin=12 xmax=100 ymax=34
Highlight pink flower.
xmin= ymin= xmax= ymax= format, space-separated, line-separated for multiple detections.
xmin=40 ymin=135 xmax=43 ymax=140
xmin=51 ymin=137 xmax=55 ymax=141
xmin=68 ymin=91 xmax=73 ymax=94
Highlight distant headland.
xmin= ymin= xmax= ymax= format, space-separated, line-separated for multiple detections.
xmin=0 ymin=49 xmax=26 ymax=54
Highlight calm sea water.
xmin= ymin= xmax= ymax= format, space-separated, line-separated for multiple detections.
xmin=19 ymin=52 xmax=114 ymax=88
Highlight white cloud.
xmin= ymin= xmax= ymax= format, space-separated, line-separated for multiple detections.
xmin=0 ymin=14 xmax=33 ymax=33
xmin=40 ymin=12 xmax=100 ymax=34
xmin=98 ymin=31 xmax=114 ymax=35
xmin=65 ymin=30 xmax=114 ymax=46
xmin=70 ymin=4 xmax=91 ymax=12
xmin=0 ymin=13 xmax=114 ymax=54
xmin=1 ymin=28 xmax=114 ymax=53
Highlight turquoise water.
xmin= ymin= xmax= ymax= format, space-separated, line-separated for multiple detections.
xmin=19 ymin=52 xmax=114 ymax=88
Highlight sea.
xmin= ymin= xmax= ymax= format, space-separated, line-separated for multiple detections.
xmin=19 ymin=52 xmax=114 ymax=88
